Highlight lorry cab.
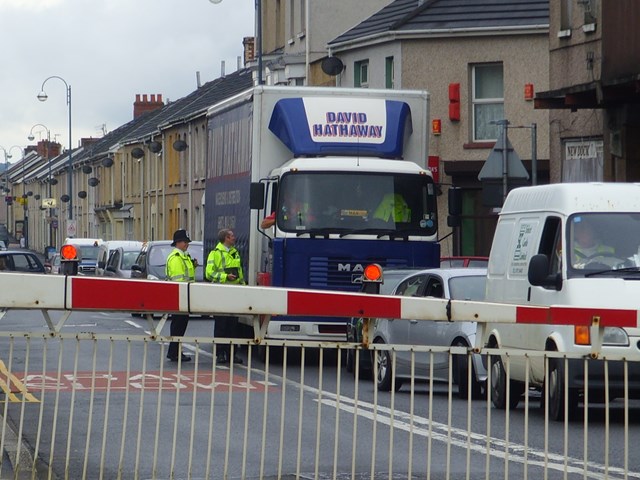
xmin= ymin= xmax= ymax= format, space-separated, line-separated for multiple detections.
xmin=483 ymin=183 xmax=640 ymax=420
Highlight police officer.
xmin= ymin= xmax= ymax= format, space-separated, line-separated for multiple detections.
xmin=165 ymin=229 xmax=196 ymax=362
xmin=206 ymin=228 xmax=245 ymax=364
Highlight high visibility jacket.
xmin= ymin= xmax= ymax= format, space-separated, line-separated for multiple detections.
xmin=165 ymin=248 xmax=196 ymax=282
xmin=373 ymin=193 xmax=411 ymax=223
xmin=206 ymin=242 xmax=245 ymax=284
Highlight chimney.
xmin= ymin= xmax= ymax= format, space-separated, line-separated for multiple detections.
xmin=36 ymin=140 xmax=62 ymax=159
xmin=221 ymin=60 xmax=226 ymax=77
xmin=243 ymin=36 xmax=255 ymax=66
xmin=133 ymin=93 xmax=164 ymax=119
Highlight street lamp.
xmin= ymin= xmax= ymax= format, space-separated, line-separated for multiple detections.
xmin=0 ymin=146 xmax=24 ymax=237
xmin=210 ymin=0 xmax=263 ymax=85
xmin=37 ymin=75 xmax=73 ymax=222
xmin=27 ymin=124 xmax=54 ymax=248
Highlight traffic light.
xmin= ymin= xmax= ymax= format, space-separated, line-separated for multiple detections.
xmin=60 ymin=244 xmax=81 ymax=275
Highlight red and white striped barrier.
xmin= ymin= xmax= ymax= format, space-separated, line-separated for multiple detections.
xmin=0 ymin=274 xmax=637 ymax=329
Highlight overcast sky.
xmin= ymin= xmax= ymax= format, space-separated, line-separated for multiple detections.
xmin=0 ymin=0 xmax=254 ymax=163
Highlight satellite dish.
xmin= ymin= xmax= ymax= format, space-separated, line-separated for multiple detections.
xmin=78 ymin=191 xmax=87 ymax=199
xmin=82 ymin=165 xmax=93 ymax=174
xmin=321 ymin=56 xmax=344 ymax=76
xmin=61 ymin=194 xmax=70 ymax=203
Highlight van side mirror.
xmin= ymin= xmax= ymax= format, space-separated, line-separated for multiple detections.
xmin=250 ymin=183 xmax=265 ymax=210
xmin=528 ymin=254 xmax=562 ymax=290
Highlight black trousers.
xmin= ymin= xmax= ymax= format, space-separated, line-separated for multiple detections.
xmin=167 ymin=314 xmax=189 ymax=359
xmin=214 ymin=315 xmax=240 ymax=356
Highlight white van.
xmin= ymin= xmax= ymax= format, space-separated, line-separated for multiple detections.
xmin=96 ymin=240 xmax=143 ymax=276
xmin=63 ymin=237 xmax=103 ymax=275
xmin=483 ymin=183 xmax=640 ymax=420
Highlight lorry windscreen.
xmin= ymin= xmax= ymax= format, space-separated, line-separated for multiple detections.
xmin=276 ymin=172 xmax=437 ymax=236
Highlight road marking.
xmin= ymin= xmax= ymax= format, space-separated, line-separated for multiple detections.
xmin=0 ymin=361 xmax=39 ymax=403
xmin=312 ymin=392 xmax=638 ymax=480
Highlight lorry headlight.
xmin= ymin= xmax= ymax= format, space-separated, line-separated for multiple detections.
xmin=603 ymin=327 xmax=629 ymax=346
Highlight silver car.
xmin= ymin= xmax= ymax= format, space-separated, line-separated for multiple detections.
xmin=372 ymin=267 xmax=487 ymax=398
xmin=103 ymin=246 xmax=143 ymax=278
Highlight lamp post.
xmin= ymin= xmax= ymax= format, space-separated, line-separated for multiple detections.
xmin=28 ymin=124 xmax=54 ymax=248
xmin=37 ymin=76 xmax=73 ymax=223
xmin=0 ymin=146 xmax=10 ymax=234
xmin=1 ymin=146 xmax=24 ymax=244
xmin=210 ymin=0 xmax=263 ymax=85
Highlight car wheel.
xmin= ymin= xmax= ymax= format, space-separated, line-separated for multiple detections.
xmin=345 ymin=349 xmax=354 ymax=373
xmin=453 ymin=340 xmax=483 ymax=400
xmin=490 ymin=353 xmax=523 ymax=410
xmin=374 ymin=341 xmax=402 ymax=392
xmin=546 ymin=356 xmax=579 ymax=421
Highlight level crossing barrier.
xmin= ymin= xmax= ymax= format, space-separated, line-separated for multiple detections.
xmin=0 ymin=274 xmax=638 ymax=478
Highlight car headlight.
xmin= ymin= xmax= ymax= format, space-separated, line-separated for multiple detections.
xmin=603 ymin=327 xmax=629 ymax=346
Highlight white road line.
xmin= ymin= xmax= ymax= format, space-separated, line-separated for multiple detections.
xmin=311 ymin=393 xmax=638 ymax=480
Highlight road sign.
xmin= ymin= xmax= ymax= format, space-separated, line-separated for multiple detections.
xmin=42 ymin=198 xmax=56 ymax=208
xmin=66 ymin=220 xmax=77 ymax=237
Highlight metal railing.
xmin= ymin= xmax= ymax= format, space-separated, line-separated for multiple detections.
xmin=0 ymin=330 xmax=637 ymax=480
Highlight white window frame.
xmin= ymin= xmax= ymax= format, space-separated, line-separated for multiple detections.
xmin=471 ymin=63 xmax=504 ymax=142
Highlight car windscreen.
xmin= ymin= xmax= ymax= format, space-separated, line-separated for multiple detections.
xmin=148 ymin=244 xmax=203 ymax=266
xmin=79 ymin=246 xmax=100 ymax=261
xmin=448 ymin=275 xmax=486 ymax=301
xmin=122 ymin=251 xmax=140 ymax=270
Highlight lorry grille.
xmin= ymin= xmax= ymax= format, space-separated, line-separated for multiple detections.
xmin=308 ymin=256 xmax=408 ymax=290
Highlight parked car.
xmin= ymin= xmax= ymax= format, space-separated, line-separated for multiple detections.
xmin=370 ymin=267 xmax=488 ymax=398
xmin=103 ymin=246 xmax=144 ymax=278
xmin=440 ymin=256 xmax=489 ymax=268
xmin=131 ymin=240 xmax=204 ymax=281
xmin=0 ymin=250 xmax=47 ymax=274
xmin=44 ymin=253 xmax=61 ymax=274
xmin=0 ymin=241 xmax=7 ymax=251
xmin=96 ymin=240 xmax=143 ymax=276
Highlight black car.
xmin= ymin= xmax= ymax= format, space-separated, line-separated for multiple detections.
xmin=0 ymin=250 xmax=47 ymax=273
xmin=131 ymin=240 xmax=204 ymax=281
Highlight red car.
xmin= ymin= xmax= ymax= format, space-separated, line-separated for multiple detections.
xmin=440 ymin=256 xmax=488 ymax=268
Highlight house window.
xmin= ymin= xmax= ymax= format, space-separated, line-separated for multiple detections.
xmin=354 ymin=60 xmax=369 ymax=88
xmin=560 ymin=0 xmax=572 ymax=35
xmin=385 ymin=56 xmax=394 ymax=89
xmin=472 ymin=63 xmax=504 ymax=141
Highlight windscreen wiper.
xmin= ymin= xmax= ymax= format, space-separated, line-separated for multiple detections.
xmin=338 ymin=228 xmax=397 ymax=238
xmin=584 ymin=266 xmax=640 ymax=277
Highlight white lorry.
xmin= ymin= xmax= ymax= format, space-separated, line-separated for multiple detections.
xmin=482 ymin=183 xmax=640 ymax=420
xmin=205 ymin=86 xmax=440 ymax=342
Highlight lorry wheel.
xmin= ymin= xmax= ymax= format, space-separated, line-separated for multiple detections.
xmin=547 ymin=357 xmax=579 ymax=421
xmin=453 ymin=340 xmax=483 ymax=400
xmin=490 ymin=353 xmax=522 ymax=410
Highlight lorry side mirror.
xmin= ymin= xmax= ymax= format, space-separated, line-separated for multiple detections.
xmin=250 ymin=183 xmax=265 ymax=210
xmin=528 ymin=254 xmax=562 ymax=290
xmin=447 ymin=187 xmax=462 ymax=227
xmin=448 ymin=187 xmax=462 ymax=215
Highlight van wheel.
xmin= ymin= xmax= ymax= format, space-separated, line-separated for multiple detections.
xmin=453 ymin=340 xmax=483 ymax=400
xmin=490 ymin=353 xmax=523 ymax=409
xmin=546 ymin=357 xmax=579 ymax=421
xmin=374 ymin=341 xmax=402 ymax=392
